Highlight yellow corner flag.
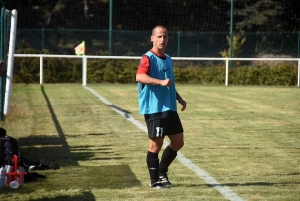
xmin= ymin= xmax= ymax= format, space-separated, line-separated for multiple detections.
xmin=74 ymin=41 xmax=85 ymax=55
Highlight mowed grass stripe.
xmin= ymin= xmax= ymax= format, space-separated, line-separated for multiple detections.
xmin=88 ymin=84 xmax=300 ymax=200
xmin=85 ymin=86 xmax=244 ymax=201
xmin=0 ymin=84 xmax=299 ymax=201
xmin=1 ymin=84 xmax=224 ymax=201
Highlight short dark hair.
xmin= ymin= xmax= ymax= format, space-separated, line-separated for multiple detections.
xmin=152 ymin=25 xmax=167 ymax=35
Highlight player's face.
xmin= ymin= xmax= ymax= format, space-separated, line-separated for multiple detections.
xmin=151 ymin=27 xmax=168 ymax=51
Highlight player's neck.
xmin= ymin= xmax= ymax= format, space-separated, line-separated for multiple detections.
xmin=151 ymin=48 xmax=165 ymax=57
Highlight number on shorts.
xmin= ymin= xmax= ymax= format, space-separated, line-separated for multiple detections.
xmin=155 ymin=127 xmax=163 ymax=137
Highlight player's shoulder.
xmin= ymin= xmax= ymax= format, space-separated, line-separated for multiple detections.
xmin=145 ymin=51 xmax=154 ymax=57
xmin=164 ymin=53 xmax=171 ymax=59
xmin=140 ymin=54 xmax=150 ymax=63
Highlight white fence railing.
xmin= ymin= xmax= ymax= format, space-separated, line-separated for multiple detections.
xmin=14 ymin=54 xmax=300 ymax=88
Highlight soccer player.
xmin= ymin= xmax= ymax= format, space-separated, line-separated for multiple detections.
xmin=136 ymin=25 xmax=187 ymax=189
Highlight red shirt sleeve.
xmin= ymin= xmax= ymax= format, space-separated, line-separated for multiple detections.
xmin=136 ymin=55 xmax=150 ymax=75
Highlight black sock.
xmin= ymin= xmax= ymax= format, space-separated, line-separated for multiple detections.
xmin=146 ymin=151 xmax=159 ymax=185
xmin=159 ymin=146 xmax=177 ymax=176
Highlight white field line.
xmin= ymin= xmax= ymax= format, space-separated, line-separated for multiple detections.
xmin=84 ymin=86 xmax=244 ymax=201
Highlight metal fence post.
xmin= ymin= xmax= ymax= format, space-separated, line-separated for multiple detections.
xmin=225 ymin=59 xmax=229 ymax=86
xmin=82 ymin=56 xmax=87 ymax=86
xmin=297 ymin=59 xmax=300 ymax=87
xmin=40 ymin=55 xmax=43 ymax=85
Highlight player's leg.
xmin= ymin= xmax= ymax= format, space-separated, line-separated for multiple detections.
xmin=146 ymin=119 xmax=168 ymax=189
xmin=147 ymin=138 xmax=166 ymax=188
xmin=159 ymin=117 xmax=184 ymax=186
xmin=168 ymin=132 xmax=184 ymax=151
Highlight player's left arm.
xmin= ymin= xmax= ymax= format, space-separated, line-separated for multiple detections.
xmin=176 ymin=90 xmax=186 ymax=111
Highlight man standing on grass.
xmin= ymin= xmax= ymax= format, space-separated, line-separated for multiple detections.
xmin=136 ymin=25 xmax=187 ymax=189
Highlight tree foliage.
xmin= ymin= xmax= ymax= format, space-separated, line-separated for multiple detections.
xmin=2 ymin=0 xmax=300 ymax=32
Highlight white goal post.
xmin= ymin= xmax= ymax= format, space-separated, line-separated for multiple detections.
xmin=4 ymin=9 xmax=17 ymax=115
xmin=13 ymin=54 xmax=300 ymax=88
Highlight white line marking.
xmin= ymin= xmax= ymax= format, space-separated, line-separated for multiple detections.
xmin=85 ymin=86 xmax=244 ymax=201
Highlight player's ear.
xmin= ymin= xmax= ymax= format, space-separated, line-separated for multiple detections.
xmin=150 ymin=36 xmax=154 ymax=42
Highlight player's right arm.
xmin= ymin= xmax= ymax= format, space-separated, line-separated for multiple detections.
xmin=136 ymin=55 xmax=172 ymax=86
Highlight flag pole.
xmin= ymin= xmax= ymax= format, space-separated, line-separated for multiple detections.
xmin=74 ymin=41 xmax=87 ymax=86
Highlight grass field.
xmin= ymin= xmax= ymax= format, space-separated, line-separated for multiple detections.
xmin=0 ymin=84 xmax=299 ymax=201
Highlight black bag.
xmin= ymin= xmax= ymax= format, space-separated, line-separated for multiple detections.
xmin=0 ymin=128 xmax=19 ymax=166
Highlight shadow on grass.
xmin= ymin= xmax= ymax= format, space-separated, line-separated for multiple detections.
xmin=32 ymin=191 xmax=96 ymax=201
xmin=12 ymin=85 xmax=131 ymax=169
xmin=47 ymin=165 xmax=141 ymax=189
xmin=109 ymin=105 xmax=132 ymax=118
xmin=0 ymin=86 xmax=142 ymax=200
xmin=14 ymin=85 xmax=80 ymax=166
xmin=17 ymin=86 xmax=125 ymax=165
xmin=17 ymin=135 xmax=125 ymax=166
xmin=0 ymin=165 xmax=141 ymax=200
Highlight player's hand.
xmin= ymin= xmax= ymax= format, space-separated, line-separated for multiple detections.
xmin=160 ymin=78 xmax=172 ymax=86
xmin=178 ymin=98 xmax=187 ymax=111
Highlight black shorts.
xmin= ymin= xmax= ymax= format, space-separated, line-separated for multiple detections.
xmin=146 ymin=116 xmax=184 ymax=139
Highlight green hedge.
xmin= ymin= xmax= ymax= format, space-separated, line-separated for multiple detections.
xmin=228 ymin=65 xmax=297 ymax=86
xmin=13 ymin=49 xmax=298 ymax=86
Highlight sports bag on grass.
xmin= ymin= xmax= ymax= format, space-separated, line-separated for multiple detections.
xmin=0 ymin=128 xmax=19 ymax=166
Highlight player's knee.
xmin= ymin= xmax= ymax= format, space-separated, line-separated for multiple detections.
xmin=171 ymin=141 xmax=184 ymax=151
xmin=149 ymin=142 xmax=163 ymax=152
xmin=178 ymin=141 xmax=184 ymax=149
